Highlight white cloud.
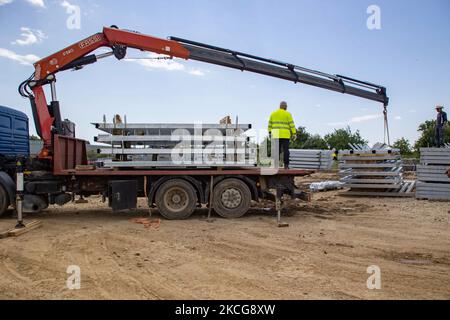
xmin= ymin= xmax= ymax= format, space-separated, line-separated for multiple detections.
xmin=0 ymin=48 xmax=40 ymax=65
xmin=26 ymin=0 xmax=45 ymax=8
xmin=394 ymin=116 xmax=402 ymax=120
xmin=60 ymin=0 xmax=77 ymax=11
xmin=188 ymin=69 xmax=205 ymax=76
xmin=327 ymin=114 xmax=381 ymax=126
xmin=0 ymin=0 xmax=14 ymax=6
xmin=127 ymin=53 xmax=206 ymax=76
xmin=349 ymin=114 xmax=382 ymax=123
xmin=12 ymin=27 xmax=46 ymax=46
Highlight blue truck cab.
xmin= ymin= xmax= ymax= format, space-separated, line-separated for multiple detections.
xmin=0 ymin=105 xmax=29 ymax=158
xmin=0 ymin=105 xmax=29 ymax=215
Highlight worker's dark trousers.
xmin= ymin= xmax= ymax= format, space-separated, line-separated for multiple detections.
xmin=435 ymin=125 xmax=444 ymax=147
xmin=278 ymin=138 xmax=290 ymax=168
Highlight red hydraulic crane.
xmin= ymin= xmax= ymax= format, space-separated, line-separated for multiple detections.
xmin=19 ymin=26 xmax=389 ymax=156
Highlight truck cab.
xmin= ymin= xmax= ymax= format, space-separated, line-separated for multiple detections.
xmin=0 ymin=105 xmax=29 ymax=215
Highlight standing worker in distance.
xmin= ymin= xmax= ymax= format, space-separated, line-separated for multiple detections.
xmin=435 ymin=105 xmax=447 ymax=147
xmin=268 ymin=101 xmax=297 ymax=169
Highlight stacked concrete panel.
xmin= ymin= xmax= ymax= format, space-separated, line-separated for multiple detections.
xmin=93 ymin=122 xmax=257 ymax=168
xmin=289 ymin=149 xmax=334 ymax=170
xmin=416 ymin=148 xmax=450 ymax=200
xmin=338 ymin=146 xmax=415 ymax=197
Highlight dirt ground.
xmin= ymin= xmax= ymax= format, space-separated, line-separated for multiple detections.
xmin=0 ymin=173 xmax=449 ymax=300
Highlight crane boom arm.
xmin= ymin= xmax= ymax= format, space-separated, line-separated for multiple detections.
xmin=170 ymin=37 xmax=388 ymax=105
xmin=32 ymin=28 xmax=190 ymax=80
xmin=20 ymin=26 xmax=389 ymax=152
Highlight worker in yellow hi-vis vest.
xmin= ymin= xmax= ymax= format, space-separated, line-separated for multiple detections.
xmin=268 ymin=101 xmax=297 ymax=169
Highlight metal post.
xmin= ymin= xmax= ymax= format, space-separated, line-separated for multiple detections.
xmin=207 ymin=175 xmax=214 ymax=221
xmin=15 ymin=159 xmax=25 ymax=229
xmin=144 ymin=176 xmax=152 ymax=217
xmin=276 ymin=197 xmax=281 ymax=224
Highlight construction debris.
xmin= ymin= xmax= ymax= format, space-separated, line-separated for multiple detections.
xmin=416 ymin=147 xmax=450 ymax=200
xmin=93 ymin=119 xmax=257 ymax=168
xmin=289 ymin=149 xmax=334 ymax=170
xmin=309 ymin=181 xmax=344 ymax=192
xmin=130 ymin=218 xmax=161 ymax=229
xmin=339 ymin=145 xmax=415 ymax=197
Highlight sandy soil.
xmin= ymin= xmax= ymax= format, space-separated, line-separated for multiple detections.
xmin=0 ymin=173 xmax=449 ymax=300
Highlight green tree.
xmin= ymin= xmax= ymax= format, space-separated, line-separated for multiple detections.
xmin=393 ymin=137 xmax=412 ymax=155
xmin=324 ymin=126 xmax=368 ymax=151
xmin=290 ymin=126 xmax=310 ymax=148
xmin=290 ymin=127 xmax=328 ymax=149
xmin=298 ymin=134 xmax=328 ymax=149
xmin=414 ymin=119 xmax=450 ymax=149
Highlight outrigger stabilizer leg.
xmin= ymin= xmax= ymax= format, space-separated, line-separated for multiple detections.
xmin=276 ymin=187 xmax=289 ymax=228
xmin=15 ymin=158 xmax=25 ymax=229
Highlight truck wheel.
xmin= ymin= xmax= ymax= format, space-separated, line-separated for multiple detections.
xmin=213 ymin=178 xmax=251 ymax=218
xmin=155 ymin=179 xmax=197 ymax=220
xmin=0 ymin=184 xmax=10 ymax=216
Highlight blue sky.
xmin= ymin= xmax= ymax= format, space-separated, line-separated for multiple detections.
xmin=0 ymin=0 xmax=449 ymax=145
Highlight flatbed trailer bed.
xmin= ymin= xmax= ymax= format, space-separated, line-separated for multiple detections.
xmin=55 ymin=168 xmax=311 ymax=176
xmin=45 ymin=166 xmax=314 ymax=220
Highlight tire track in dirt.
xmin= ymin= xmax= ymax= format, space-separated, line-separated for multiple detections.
xmin=101 ymin=236 xmax=163 ymax=299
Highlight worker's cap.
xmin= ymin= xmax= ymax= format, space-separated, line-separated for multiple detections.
xmin=436 ymin=105 xmax=444 ymax=110
xmin=280 ymin=101 xmax=288 ymax=108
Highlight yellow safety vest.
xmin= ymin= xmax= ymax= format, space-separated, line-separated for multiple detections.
xmin=268 ymin=109 xmax=297 ymax=139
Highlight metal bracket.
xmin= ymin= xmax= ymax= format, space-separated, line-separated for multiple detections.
xmin=232 ymin=53 xmax=246 ymax=71
xmin=287 ymin=64 xmax=299 ymax=83
xmin=336 ymin=77 xmax=346 ymax=94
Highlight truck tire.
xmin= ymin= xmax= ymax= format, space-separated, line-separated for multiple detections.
xmin=213 ymin=178 xmax=251 ymax=219
xmin=155 ymin=179 xmax=197 ymax=220
xmin=0 ymin=184 xmax=10 ymax=216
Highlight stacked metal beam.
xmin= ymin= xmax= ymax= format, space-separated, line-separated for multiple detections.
xmin=289 ymin=149 xmax=334 ymax=170
xmin=416 ymin=147 xmax=450 ymax=200
xmin=93 ymin=122 xmax=257 ymax=168
xmin=338 ymin=145 xmax=415 ymax=197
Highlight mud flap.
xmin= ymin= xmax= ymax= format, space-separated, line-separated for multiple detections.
xmin=108 ymin=180 xmax=137 ymax=211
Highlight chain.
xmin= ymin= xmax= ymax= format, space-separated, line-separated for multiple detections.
xmin=383 ymin=106 xmax=391 ymax=146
